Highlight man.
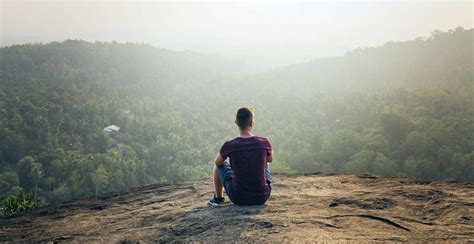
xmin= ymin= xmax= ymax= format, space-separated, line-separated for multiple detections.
xmin=209 ymin=106 xmax=273 ymax=206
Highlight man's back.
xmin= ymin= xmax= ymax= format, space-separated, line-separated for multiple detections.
xmin=209 ymin=106 xmax=273 ymax=207
xmin=219 ymin=136 xmax=272 ymax=205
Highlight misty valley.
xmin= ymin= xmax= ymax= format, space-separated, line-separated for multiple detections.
xmin=0 ymin=28 xmax=472 ymax=214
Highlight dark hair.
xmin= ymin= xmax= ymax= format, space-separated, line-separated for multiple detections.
xmin=236 ymin=106 xmax=254 ymax=130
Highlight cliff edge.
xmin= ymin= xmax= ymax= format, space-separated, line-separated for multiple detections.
xmin=1 ymin=174 xmax=473 ymax=242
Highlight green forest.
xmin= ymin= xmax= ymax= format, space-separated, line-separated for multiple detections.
xmin=0 ymin=27 xmax=472 ymax=213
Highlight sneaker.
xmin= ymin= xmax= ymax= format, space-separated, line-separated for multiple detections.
xmin=208 ymin=195 xmax=225 ymax=206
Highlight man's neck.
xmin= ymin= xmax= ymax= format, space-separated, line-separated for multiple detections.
xmin=239 ymin=130 xmax=254 ymax=138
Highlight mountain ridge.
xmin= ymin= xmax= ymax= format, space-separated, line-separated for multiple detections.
xmin=241 ymin=27 xmax=473 ymax=93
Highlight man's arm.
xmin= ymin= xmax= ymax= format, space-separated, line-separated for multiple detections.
xmin=215 ymin=153 xmax=225 ymax=166
xmin=267 ymin=150 xmax=273 ymax=163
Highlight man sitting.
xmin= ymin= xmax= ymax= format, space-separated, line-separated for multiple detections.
xmin=209 ymin=106 xmax=273 ymax=206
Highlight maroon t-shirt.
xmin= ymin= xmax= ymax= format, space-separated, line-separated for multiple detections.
xmin=219 ymin=136 xmax=272 ymax=203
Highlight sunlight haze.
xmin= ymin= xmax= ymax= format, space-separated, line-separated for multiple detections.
xmin=0 ymin=1 xmax=473 ymax=239
xmin=1 ymin=1 xmax=472 ymax=68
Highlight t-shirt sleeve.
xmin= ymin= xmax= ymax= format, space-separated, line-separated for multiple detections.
xmin=265 ymin=138 xmax=273 ymax=156
xmin=219 ymin=141 xmax=230 ymax=159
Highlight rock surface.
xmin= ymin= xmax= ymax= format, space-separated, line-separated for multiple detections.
xmin=1 ymin=173 xmax=473 ymax=242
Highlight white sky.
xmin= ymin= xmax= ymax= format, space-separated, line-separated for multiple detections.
xmin=1 ymin=1 xmax=472 ymax=67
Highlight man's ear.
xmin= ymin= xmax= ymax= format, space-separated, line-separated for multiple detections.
xmin=249 ymin=121 xmax=254 ymax=127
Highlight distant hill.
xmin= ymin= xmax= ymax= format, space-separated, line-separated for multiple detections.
xmin=242 ymin=27 xmax=473 ymax=94
xmin=0 ymin=40 xmax=259 ymax=97
xmin=1 ymin=174 xmax=473 ymax=242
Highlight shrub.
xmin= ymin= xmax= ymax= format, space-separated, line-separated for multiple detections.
xmin=0 ymin=188 xmax=39 ymax=216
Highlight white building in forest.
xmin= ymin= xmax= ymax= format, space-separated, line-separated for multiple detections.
xmin=103 ymin=125 xmax=120 ymax=133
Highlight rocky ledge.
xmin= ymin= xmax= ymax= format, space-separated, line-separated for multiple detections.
xmin=1 ymin=173 xmax=473 ymax=242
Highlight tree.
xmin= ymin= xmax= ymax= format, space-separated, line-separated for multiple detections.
xmin=320 ymin=129 xmax=364 ymax=169
xmin=91 ymin=165 xmax=109 ymax=196
xmin=16 ymin=156 xmax=36 ymax=189
xmin=29 ymin=162 xmax=44 ymax=199
xmin=380 ymin=112 xmax=412 ymax=147
xmin=0 ymin=171 xmax=19 ymax=194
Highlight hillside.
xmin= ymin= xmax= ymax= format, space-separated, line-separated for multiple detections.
xmin=0 ymin=40 xmax=258 ymax=96
xmin=242 ymin=27 xmax=472 ymax=93
xmin=0 ymin=28 xmax=472 ymax=210
xmin=1 ymin=174 xmax=473 ymax=242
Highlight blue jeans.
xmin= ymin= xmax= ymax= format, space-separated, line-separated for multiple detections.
xmin=216 ymin=161 xmax=272 ymax=205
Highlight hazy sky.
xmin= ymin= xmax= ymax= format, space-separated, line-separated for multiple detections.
xmin=1 ymin=1 xmax=472 ymax=67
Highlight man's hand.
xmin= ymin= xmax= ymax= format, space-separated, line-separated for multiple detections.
xmin=267 ymin=150 xmax=273 ymax=163
xmin=215 ymin=153 xmax=225 ymax=166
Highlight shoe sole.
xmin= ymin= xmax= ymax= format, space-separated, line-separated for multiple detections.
xmin=208 ymin=201 xmax=225 ymax=207
xmin=208 ymin=202 xmax=218 ymax=207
